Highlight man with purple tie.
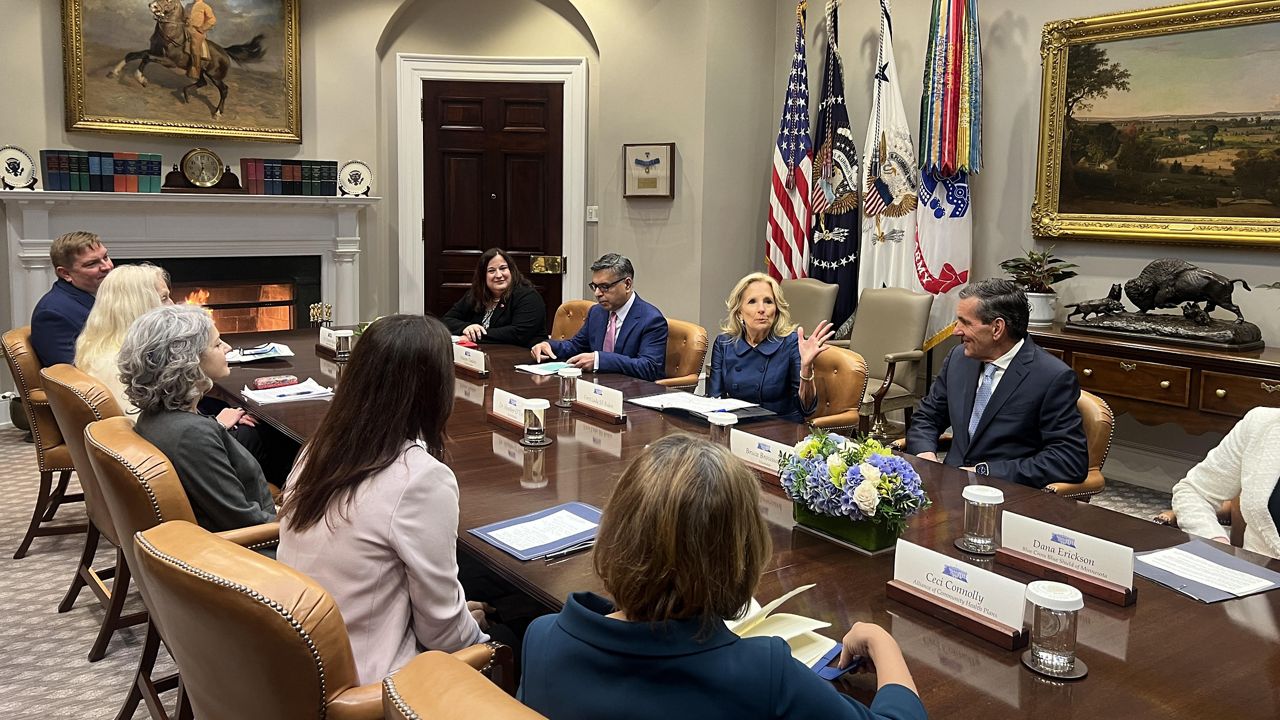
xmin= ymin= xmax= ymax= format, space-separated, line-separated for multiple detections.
xmin=905 ymin=278 xmax=1087 ymax=488
xmin=531 ymin=253 xmax=668 ymax=382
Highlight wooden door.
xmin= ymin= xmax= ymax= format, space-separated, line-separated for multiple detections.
xmin=423 ymin=80 xmax=564 ymax=327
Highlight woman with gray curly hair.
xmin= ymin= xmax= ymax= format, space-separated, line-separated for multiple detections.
xmin=119 ymin=305 xmax=276 ymax=534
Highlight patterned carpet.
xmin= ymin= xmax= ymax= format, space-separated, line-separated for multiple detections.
xmin=0 ymin=423 xmax=1172 ymax=718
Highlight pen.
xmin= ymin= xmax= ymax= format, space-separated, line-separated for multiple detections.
xmin=275 ymin=389 xmax=315 ymax=398
xmin=543 ymin=540 xmax=595 ymax=562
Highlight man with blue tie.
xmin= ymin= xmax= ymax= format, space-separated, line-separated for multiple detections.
xmin=905 ymin=278 xmax=1087 ymax=488
xmin=531 ymin=253 xmax=668 ymax=382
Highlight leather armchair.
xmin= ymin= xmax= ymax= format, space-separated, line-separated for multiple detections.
xmin=384 ymin=651 xmax=544 ymax=720
xmin=132 ymin=520 xmax=511 ymax=720
xmin=2 ymin=326 xmax=85 ymax=558
xmin=808 ymin=346 xmax=869 ymax=434
xmin=655 ymin=318 xmax=707 ymax=388
xmin=1044 ymin=390 xmax=1113 ymax=500
xmin=549 ymin=300 xmax=594 ymax=342
xmin=780 ymin=278 xmax=838 ymax=336
xmin=41 ymin=364 xmax=146 ymax=662
xmin=836 ymin=288 xmax=933 ymax=438
xmin=84 ymin=416 xmax=280 ymax=720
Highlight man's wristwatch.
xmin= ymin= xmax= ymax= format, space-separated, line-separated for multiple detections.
xmin=974 ymin=462 xmax=990 ymax=476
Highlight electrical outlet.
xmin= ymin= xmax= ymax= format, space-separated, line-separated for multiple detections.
xmin=586 ymin=205 xmax=599 ymax=223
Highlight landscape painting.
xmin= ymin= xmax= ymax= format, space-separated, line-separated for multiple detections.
xmin=1033 ymin=2 xmax=1280 ymax=248
xmin=63 ymin=0 xmax=300 ymax=142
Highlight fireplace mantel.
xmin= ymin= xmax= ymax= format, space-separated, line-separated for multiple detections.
xmin=2 ymin=191 xmax=378 ymax=328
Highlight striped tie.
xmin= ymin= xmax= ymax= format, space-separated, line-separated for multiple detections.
xmin=967 ymin=363 xmax=997 ymax=439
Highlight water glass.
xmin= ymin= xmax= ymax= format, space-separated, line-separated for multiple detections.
xmin=706 ymin=412 xmax=738 ymax=446
xmin=959 ymin=485 xmax=1004 ymax=554
xmin=1027 ymin=581 xmax=1084 ymax=676
xmin=522 ymin=398 xmax=551 ymax=446
xmin=556 ymin=367 xmax=582 ymax=408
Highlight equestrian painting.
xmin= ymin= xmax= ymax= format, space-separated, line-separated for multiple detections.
xmin=63 ymin=0 xmax=300 ymax=142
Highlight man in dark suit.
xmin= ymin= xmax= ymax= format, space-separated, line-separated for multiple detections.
xmin=531 ymin=253 xmax=668 ymax=381
xmin=31 ymin=231 xmax=114 ymax=366
xmin=906 ymin=278 xmax=1087 ymax=488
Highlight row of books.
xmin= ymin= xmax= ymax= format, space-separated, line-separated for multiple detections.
xmin=41 ymin=150 xmax=164 ymax=193
xmin=241 ymin=159 xmax=338 ymax=196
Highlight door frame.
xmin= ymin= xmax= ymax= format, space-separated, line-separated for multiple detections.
xmin=396 ymin=53 xmax=588 ymax=314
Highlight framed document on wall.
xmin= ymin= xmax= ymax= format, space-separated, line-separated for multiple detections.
xmin=623 ymin=143 xmax=675 ymax=199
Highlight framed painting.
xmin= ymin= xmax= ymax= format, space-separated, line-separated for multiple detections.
xmin=1032 ymin=0 xmax=1280 ymax=247
xmin=62 ymin=0 xmax=300 ymax=143
xmin=623 ymin=143 xmax=676 ymax=198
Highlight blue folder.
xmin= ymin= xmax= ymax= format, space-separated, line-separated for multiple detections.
xmin=469 ymin=501 xmax=602 ymax=561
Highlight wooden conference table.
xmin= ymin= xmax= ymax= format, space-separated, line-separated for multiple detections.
xmin=214 ymin=328 xmax=1280 ymax=719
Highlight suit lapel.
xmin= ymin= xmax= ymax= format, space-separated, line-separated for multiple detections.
xmin=970 ymin=341 xmax=1034 ymax=445
xmin=613 ymin=295 xmax=643 ymax=352
xmin=954 ymin=352 xmax=982 ymax=446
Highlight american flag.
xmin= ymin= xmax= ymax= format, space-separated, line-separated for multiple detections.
xmin=766 ymin=0 xmax=812 ymax=281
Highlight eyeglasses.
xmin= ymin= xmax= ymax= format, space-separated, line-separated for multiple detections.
xmin=588 ymin=278 xmax=626 ymax=292
xmin=486 ymin=264 xmax=510 ymax=275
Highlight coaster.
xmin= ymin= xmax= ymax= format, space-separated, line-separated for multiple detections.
xmin=1020 ymin=650 xmax=1088 ymax=680
xmin=954 ymin=538 xmax=997 ymax=556
xmin=519 ymin=436 xmax=554 ymax=448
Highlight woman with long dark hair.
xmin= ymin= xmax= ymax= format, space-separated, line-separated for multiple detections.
xmin=276 ymin=314 xmax=488 ymax=683
xmin=442 ymin=247 xmax=547 ymax=347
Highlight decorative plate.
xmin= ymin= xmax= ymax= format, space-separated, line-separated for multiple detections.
xmin=338 ymin=160 xmax=372 ymax=196
xmin=0 ymin=145 xmax=37 ymax=189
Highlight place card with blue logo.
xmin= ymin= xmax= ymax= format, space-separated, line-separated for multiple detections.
xmin=572 ymin=378 xmax=626 ymax=424
xmin=996 ymin=512 xmax=1136 ymax=606
xmin=730 ymin=429 xmax=787 ymax=485
xmin=887 ymin=540 xmax=1029 ymax=649
xmin=488 ymin=388 xmax=530 ymax=431
xmin=453 ymin=343 xmax=490 ymax=378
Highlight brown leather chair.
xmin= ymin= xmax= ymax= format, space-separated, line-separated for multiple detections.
xmin=780 ymin=278 xmax=838 ymax=337
xmin=2 ymin=326 xmax=86 ymax=558
xmin=383 ymin=651 xmax=543 ymax=720
xmin=808 ymin=346 xmax=869 ymax=434
xmin=655 ymin=318 xmax=707 ymax=388
xmin=41 ymin=364 xmax=146 ymax=662
xmin=549 ymin=300 xmax=595 ymax=342
xmin=132 ymin=520 xmax=512 ymax=720
xmin=85 ymin=416 xmax=280 ymax=720
xmin=838 ymin=288 xmax=934 ymax=438
xmin=1044 ymin=390 xmax=1114 ymax=501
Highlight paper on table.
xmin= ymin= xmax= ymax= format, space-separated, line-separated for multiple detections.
xmin=628 ymin=391 xmax=757 ymax=413
xmin=486 ymin=509 xmax=598 ymax=552
xmin=226 ymin=343 xmax=295 ymax=363
xmin=1139 ymin=547 xmax=1274 ymax=597
xmin=515 ymin=362 xmax=573 ymax=376
xmin=241 ymin=378 xmax=333 ymax=404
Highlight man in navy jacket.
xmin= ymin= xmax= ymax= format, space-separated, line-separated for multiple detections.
xmin=531 ymin=253 xmax=668 ymax=382
xmin=906 ymin=278 xmax=1087 ymax=488
xmin=31 ymin=231 xmax=114 ymax=366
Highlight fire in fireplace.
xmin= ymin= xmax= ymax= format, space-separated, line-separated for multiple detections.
xmin=176 ymin=281 xmax=297 ymax=334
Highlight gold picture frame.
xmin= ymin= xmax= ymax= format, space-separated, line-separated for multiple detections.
xmin=1032 ymin=0 xmax=1280 ymax=247
xmin=62 ymin=0 xmax=301 ymax=143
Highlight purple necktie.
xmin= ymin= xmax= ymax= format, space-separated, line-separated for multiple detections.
xmin=603 ymin=312 xmax=618 ymax=353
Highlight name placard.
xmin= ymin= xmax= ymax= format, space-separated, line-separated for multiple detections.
xmin=997 ymin=512 xmax=1136 ymax=606
xmin=319 ymin=326 xmax=338 ymax=350
xmin=453 ymin=344 xmax=489 ymax=377
xmin=574 ymin=419 xmax=622 ymax=457
xmin=573 ymin=379 xmax=626 ymax=423
xmin=730 ymin=429 xmax=785 ymax=475
xmin=490 ymin=388 xmax=527 ymax=428
xmin=887 ymin=540 xmax=1028 ymax=649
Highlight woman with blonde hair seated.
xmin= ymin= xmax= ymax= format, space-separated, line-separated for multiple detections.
xmin=519 ymin=434 xmax=925 ymax=720
xmin=707 ymin=272 xmax=833 ymax=423
xmin=1171 ymin=406 xmax=1280 ymax=559
xmin=74 ymin=263 xmax=172 ymax=419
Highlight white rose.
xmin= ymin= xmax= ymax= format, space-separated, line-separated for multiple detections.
xmin=853 ymin=478 xmax=880 ymax=516
xmin=858 ymin=463 xmax=882 ymax=485
xmin=827 ymin=453 xmax=848 ymax=477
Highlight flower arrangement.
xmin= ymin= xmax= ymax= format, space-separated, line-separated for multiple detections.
xmin=780 ymin=429 xmax=930 ymax=536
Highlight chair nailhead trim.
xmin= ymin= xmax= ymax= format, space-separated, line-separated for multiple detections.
xmin=136 ymin=533 xmax=330 ymax=718
xmin=86 ymin=437 xmax=165 ymax=523
xmin=382 ymin=677 xmax=419 ymax=720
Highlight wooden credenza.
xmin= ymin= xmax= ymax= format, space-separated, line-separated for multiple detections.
xmin=1030 ymin=323 xmax=1280 ymax=435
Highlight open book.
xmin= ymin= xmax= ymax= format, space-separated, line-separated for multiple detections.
xmin=627 ymin=391 xmax=776 ymax=421
xmin=726 ymin=584 xmax=839 ymax=669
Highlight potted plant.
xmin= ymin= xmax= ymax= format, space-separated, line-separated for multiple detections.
xmin=999 ymin=245 xmax=1079 ymax=325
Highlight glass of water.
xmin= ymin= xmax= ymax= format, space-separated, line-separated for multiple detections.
xmin=1026 ymin=581 xmax=1084 ymax=677
xmin=958 ymin=485 xmax=1003 ymax=555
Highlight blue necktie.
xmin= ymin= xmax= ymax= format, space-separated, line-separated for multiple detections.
xmin=967 ymin=363 xmax=998 ymax=439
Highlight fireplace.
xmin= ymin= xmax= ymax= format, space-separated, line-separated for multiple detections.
xmin=137 ymin=256 xmax=321 ymax=335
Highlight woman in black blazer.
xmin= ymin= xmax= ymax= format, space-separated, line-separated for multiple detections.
xmin=442 ymin=248 xmax=547 ymax=348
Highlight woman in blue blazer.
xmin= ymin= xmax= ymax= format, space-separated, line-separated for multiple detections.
xmin=519 ymin=434 xmax=925 ymax=720
xmin=707 ymin=273 xmax=833 ymax=423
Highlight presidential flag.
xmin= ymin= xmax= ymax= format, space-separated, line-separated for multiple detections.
xmin=859 ymin=0 xmax=919 ymax=296
xmin=916 ymin=0 xmax=982 ymax=349
xmin=766 ymin=0 xmax=812 ymax=281
xmin=809 ymin=0 xmax=861 ymax=338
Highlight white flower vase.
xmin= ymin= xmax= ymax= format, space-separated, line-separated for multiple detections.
xmin=1027 ymin=292 xmax=1057 ymax=326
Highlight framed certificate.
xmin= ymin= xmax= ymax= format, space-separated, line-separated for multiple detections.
xmin=623 ymin=142 xmax=675 ymax=199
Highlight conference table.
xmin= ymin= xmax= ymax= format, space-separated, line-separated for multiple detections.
xmin=214 ymin=328 xmax=1280 ymax=719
